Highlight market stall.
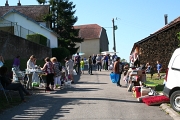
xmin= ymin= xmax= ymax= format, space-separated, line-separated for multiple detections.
xmin=125 ymin=66 xmax=169 ymax=106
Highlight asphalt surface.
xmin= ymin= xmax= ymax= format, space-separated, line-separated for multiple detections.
xmin=0 ymin=66 xmax=175 ymax=120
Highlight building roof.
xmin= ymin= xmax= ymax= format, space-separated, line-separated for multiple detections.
xmin=1 ymin=9 xmax=58 ymax=37
xmin=136 ymin=16 xmax=180 ymax=45
xmin=74 ymin=24 xmax=102 ymax=39
xmin=0 ymin=5 xmax=50 ymax=22
xmin=130 ymin=16 xmax=180 ymax=54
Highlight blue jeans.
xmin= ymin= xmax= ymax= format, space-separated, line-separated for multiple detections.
xmin=117 ymin=74 xmax=122 ymax=85
xmin=97 ymin=62 xmax=101 ymax=71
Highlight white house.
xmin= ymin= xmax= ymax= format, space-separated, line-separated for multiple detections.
xmin=0 ymin=9 xmax=58 ymax=48
xmin=74 ymin=24 xmax=109 ymax=58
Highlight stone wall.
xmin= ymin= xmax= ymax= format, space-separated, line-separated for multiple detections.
xmin=138 ymin=24 xmax=180 ymax=71
xmin=0 ymin=30 xmax=52 ymax=60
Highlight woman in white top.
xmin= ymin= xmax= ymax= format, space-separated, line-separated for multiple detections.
xmin=26 ymin=55 xmax=36 ymax=89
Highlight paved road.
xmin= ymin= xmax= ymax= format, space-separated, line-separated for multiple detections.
xmin=0 ymin=67 xmax=173 ymax=120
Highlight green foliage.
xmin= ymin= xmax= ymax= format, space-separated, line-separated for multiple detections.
xmin=52 ymin=47 xmax=70 ymax=63
xmin=36 ymin=0 xmax=47 ymax=5
xmin=177 ymin=32 xmax=180 ymax=47
xmin=42 ymin=0 xmax=84 ymax=55
xmin=121 ymin=58 xmax=127 ymax=62
xmin=27 ymin=34 xmax=47 ymax=46
xmin=146 ymin=73 xmax=165 ymax=92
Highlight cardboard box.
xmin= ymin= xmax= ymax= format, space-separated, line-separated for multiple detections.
xmin=141 ymin=87 xmax=151 ymax=96
xmin=138 ymin=70 xmax=142 ymax=76
xmin=141 ymin=74 xmax=146 ymax=83
xmin=130 ymin=70 xmax=142 ymax=76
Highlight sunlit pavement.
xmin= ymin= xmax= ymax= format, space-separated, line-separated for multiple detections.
xmin=0 ymin=67 xmax=173 ymax=120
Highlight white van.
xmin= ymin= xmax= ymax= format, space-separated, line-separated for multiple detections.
xmin=163 ymin=48 xmax=180 ymax=112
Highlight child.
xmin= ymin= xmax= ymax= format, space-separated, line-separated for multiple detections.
xmin=80 ymin=58 xmax=85 ymax=74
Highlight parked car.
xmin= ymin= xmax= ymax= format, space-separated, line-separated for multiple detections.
xmin=163 ymin=48 xmax=180 ymax=112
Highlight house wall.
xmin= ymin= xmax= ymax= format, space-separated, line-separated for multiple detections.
xmin=138 ymin=24 xmax=180 ymax=71
xmin=76 ymin=39 xmax=99 ymax=58
xmin=38 ymin=22 xmax=46 ymax=27
xmin=0 ymin=30 xmax=51 ymax=60
xmin=2 ymin=13 xmax=57 ymax=48
xmin=100 ymin=28 xmax=109 ymax=52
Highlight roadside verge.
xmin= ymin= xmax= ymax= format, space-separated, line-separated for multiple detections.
xmin=160 ymin=103 xmax=180 ymax=120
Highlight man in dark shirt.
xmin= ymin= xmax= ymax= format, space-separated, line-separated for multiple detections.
xmin=104 ymin=54 xmax=109 ymax=70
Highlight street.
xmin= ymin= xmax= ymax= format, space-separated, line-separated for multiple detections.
xmin=0 ymin=68 xmax=173 ymax=120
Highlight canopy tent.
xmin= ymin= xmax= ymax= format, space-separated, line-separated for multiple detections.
xmin=101 ymin=51 xmax=119 ymax=55
xmin=72 ymin=53 xmax=85 ymax=56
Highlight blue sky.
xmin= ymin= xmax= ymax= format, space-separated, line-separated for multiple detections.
xmin=1 ymin=0 xmax=180 ymax=60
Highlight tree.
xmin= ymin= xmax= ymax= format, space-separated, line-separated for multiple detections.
xmin=36 ymin=0 xmax=47 ymax=5
xmin=177 ymin=32 xmax=180 ymax=47
xmin=121 ymin=58 xmax=127 ymax=63
xmin=41 ymin=0 xmax=84 ymax=55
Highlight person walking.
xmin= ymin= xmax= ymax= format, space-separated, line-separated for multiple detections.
xmin=41 ymin=57 xmax=54 ymax=91
xmin=104 ymin=54 xmax=109 ymax=70
xmin=65 ymin=57 xmax=74 ymax=83
xmin=92 ymin=54 xmax=97 ymax=67
xmin=88 ymin=56 xmax=93 ymax=75
xmin=80 ymin=58 xmax=85 ymax=74
xmin=101 ymin=55 xmax=105 ymax=70
xmin=96 ymin=54 xmax=102 ymax=71
xmin=156 ymin=61 xmax=162 ymax=78
xmin=113 ymin=57 xmax=124 ymax=87
xmin=51 ymin=57 xmax=61 ymax=89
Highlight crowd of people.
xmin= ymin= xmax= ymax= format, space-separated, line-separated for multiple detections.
xmin=80 ymin=53 xmax=119 ymax=74
xmin=0 ymin=52 xmax=163 ymax=102
xmin=0 ymin=54 xmax=78 ymax=102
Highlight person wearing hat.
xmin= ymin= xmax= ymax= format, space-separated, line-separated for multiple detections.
xmin=113 ymin=57 xmax=124 ymax=87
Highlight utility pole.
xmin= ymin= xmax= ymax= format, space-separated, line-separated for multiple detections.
xmin=112 ymin=18 xmax=116 ymax=52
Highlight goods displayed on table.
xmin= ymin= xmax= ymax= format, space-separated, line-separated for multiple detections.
xmin=12 ymin=67 xmax=25 ymax=82
xmin=126 ymin=66 xmax=169 ymax=106
xmin=25 ymin=66 xmax=45 ymax=88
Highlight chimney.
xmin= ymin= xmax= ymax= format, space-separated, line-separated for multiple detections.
xmin=17 ymin=0 xmax=21 ymax=6
xmin=5 ymin=0 xmax=9 ymax=6
xmin=164 ymin=14 xmax=168 ymax=25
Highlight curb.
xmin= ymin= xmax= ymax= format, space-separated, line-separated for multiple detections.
xmin=160 ymin=103 xmax=180 ymax=120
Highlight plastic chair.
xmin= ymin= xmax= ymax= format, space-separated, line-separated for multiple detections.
xmin=0 ymin=80 xmax=12 ymax=103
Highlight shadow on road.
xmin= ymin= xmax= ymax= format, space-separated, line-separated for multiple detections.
xmin=0 ymin=64 xmax=139 ymax=120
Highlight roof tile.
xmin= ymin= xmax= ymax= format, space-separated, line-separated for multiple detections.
xmin=0 ymin=5 xmax=50 ymax=21
xmin=74 ymin=24 xmax=102 ymax=39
